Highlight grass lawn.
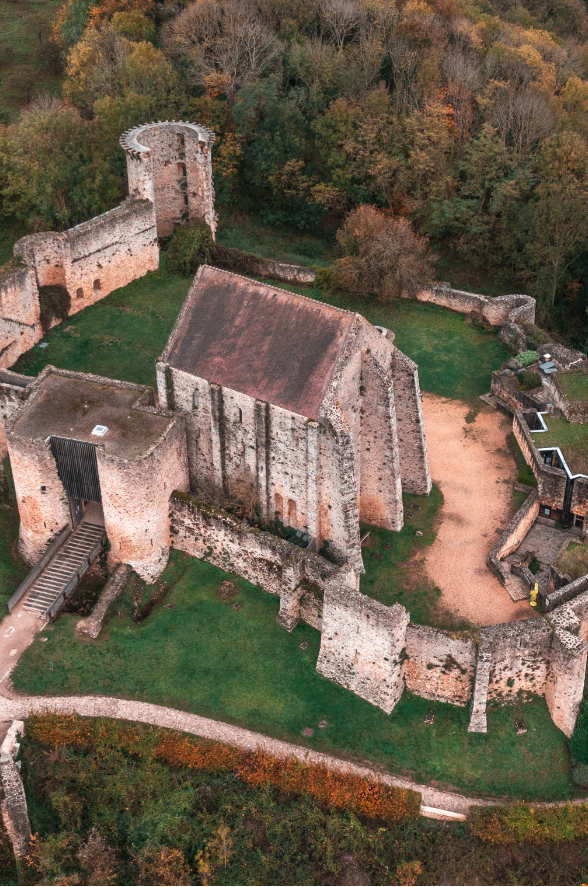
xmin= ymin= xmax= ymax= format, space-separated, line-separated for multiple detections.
xmin=11 ymin=262 xmax=192 ymax=390
xmin=11 ymin=548 xmax=573 ymax=801
xmin=555 ymin=539 xmax=588 ymax=581
xmin=0 ymin=0 xmax=63 ymax=121
xmin=556 ymin=370 xmax=588 ymax=403
xmin=0 ymin=461 xmax=28 ymax=618
xmin=533 ymin=416 xmax=588 ymax=477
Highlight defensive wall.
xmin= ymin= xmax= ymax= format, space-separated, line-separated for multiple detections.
xmin=0 ymin=121 xmax=216 ymax=370
xmin=410 ymin=283 xmax=535 ymax=350
xmin=169 ymin=491 xmax=586 ymax=736
xmin=550 ymin=373 xmax=588 ymax=424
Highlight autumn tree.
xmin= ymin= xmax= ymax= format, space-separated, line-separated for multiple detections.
xmin=335 ymin=205 xmax=436 ymax=300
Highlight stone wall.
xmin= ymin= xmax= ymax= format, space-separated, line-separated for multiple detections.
xmin=513 ymin=410 xmax=568 ymax=509
xmin=0 ymin=721 xmax=31 ymax=858
xmin=98 ymin=412 xmax=188 ymax=582
xmin=548 ymin=374 xmax=588 ymax=423
xmin=487 ymin=490 xmax=539 ymax=584
xmin=0 ymin=370 xmax=31 ymax=463
xmin=393 ymin=349 xmax=432 ymax=495
xmin=317 ymin=585 xmax=409 ymax=714
xmin=404 ymin=624 xmax=476 ymax=705
xmin=545 ymin=628 xmax=588 ymax=737
xmin=482 ymin=620 xmax=552 ymax=702
xmin=411 ymin=283 xmax=535 ymax=349
xmin=0 ymin=261 xmax=42 ymax=370
xmin=121 ymin=121 xmax=216 ymax=237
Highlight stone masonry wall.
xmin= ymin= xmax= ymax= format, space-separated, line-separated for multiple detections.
xmin=0 ymin=263 xmax=42 ymax=370
xmin=0 ymin=721 xmax=31 ymax=858
xmin=513 ymin=411 xmax=567 ymax=509
xmin=404 ymin=624 xmax=476 ymax=705
xmin=0 ymin=371 xmax=31 ymax=463
xmin=483 ymin=620 xmax=552 ymax=703
xmin=545 ymin=628 xmax=588 ymax=737
xmin=412 ymin=284 xmax=535 ymax=328
xmin=7 ymin=433 xmax=71 ymax=564
xmin=550 ymin=374 xmax=588 ymax=424
xmin=99 ymin=412 xmax=189 ymax=582
xmin=317 ymin=585 xmax=409 ymax=714
xmin=487 ymin=490 xmax=539 ymax=584
xmin=392 ymin=348 xmax=432 ymax=495
xmin=121 ymin=121 xmax=216 ymax=237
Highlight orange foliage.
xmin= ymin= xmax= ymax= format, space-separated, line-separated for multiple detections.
xmin=88 ymin=0 xmax=157 ymax=25
xmin=28 ymin=715 xmax=420 ymax=825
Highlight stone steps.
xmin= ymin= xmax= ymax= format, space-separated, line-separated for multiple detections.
xmin=468 ymin=644 xmax=491 ymax=733
xmin=22 ymin=522 xmax=105 ymax=618
xmin=505 ymin=575 xmax=529 ymax=602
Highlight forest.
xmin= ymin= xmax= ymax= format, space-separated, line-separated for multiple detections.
xmin=1 ymin=0 xmax=588 ymax=344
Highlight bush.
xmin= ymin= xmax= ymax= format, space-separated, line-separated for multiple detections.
xmin=516 ymin=350 xmax=540 ymax=367
xmin=518 ymin=370 xmax=542 ymax=390
xmin=572 ymin=763 xmax=588 ymax=788
xmin=165 ymin=222 xmax=214 ymax=276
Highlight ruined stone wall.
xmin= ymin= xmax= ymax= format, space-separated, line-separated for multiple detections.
xmin=317 ymin=585 xmax=409 ymax=713
xmin=482 ymin=620 xmax=552 ymax=702
xmin=121 ymin=121 xmax=216 ymax=237
xmin=0 ymin=371 xmax=31 ymax=462
xmin=404 ymin=624 xmax=476 ymax=705
xmin=169 ymin=491 xmax=346 ymax=630
xmin=0 ymin=721 xmax=31 ymax=858
xmin=571 ymin=478 xmax=588 ymax=518
xmin=550 ymin=374 xmax=588 ymax=424
xmin=513 ymin=411 xmax=567 ymax=509
xmin=393 ymin=349 xmax=432 ymax=495
xmin=356 ymin=350 xmax=403 ymax=529
xmin=545 ymin=628 xmax=588 ymax=737
xmin=7 ymin=433 xmax=70 ymax=564
xmin=15 ymin=199 xmax=159 ymax=317
xmin=0 ymin=264 xmax=42 ymax=369
xmin=412 ymin=284 xmax=535 ymax=327
xmin=99 ymin=412 xmax=189 ymax=582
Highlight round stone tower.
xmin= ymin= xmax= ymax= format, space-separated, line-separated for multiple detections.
xmin=120 ymin=121 xmax=217 ymax=238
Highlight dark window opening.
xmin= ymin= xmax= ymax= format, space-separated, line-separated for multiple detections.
xmin=238 ymin=408 xmax=242 ymax=423
xmin=76 ymin=287 xmax=84 ymax=299
xmin=93 ymin=279 xmax=101 ymax=293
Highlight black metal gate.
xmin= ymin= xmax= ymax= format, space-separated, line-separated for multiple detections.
xmin=49 ymin=437 xmax=101 ymax=503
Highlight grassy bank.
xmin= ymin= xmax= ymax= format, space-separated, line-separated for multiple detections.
xmin=12 ymin=548 xmax=573 ymax=801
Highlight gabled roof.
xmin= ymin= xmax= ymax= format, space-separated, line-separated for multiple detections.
xmin=163 ymin=266 xmax=356 ymax=419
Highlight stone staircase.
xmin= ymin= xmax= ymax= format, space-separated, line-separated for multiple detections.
xmin=22 ymin=521 xmax=105 ymax=619
xmin=504 ymin=574 xmax=529 ymax=602
xmin=468 ymin=643 xmax=491 ymax=733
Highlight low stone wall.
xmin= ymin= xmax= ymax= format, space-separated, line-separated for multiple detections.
xmin=404 ymin=624 xmax=476 ymax=706
xmin=0 ymin=721 xmax=31 ymax=858
xmin=487 ymin=490 xmax=539 ymax=584
xmin=411 ymin=284 xmax=535 ymax=350
xmin=483 ymin=619 xmax=552 ymax=702
xmin=513 ymin=411 xmax=567 ymax=510
xmin=549 ymin=375 xmax=588 ymax=424
xmin=77 ymin=564 xmax=130 ymax=639
xmin=491 ymin=371 xmax=542 ymax=414
xmin=212 ymin=244 xmax=317 ymax=286
xmin=544 ymin=574 xmax=588 ymax=612
xmin=0 ymin=370 xmax=31 ymax=463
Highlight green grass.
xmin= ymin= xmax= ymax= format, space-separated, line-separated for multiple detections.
xmin=359 ymin=485 xmax=464 ymax=628
xmin=534 ymin=416 xmax=588 ymax=477
xmin=556 ymin=370 xmax=588 ymax=403
xmin=555 ymin=540 xmax=588 ymax=581
xmin=11 ymin=262 xmax=192 ymax=389
xmin=12 ymin=549 xmax=573 ymax=801
xmin=0 ymin=0 xmax=63 ymax=120
xmin=217 ymin=213 xmax=335 ymax=268
xmin=0 ymin=485 xmax=28 ymax=618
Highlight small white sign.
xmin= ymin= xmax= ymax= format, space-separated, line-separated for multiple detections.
xmin=91 ymin=425 xmax=108 ymax=437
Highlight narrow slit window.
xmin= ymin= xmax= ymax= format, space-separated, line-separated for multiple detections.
xmin=238 ymin=408 xmax=243 ymax=423
xmin=193 ymin=392 xmax=199 ymax=409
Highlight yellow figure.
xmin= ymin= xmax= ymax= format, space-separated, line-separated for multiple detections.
xmin=530 ymin=583 xmax=539 ymax=607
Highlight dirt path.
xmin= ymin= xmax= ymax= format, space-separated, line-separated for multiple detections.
xmin=422 ymin=394 xmax=533 ymax=626
xmin=0 ymin=604 xmax=46 ymax=687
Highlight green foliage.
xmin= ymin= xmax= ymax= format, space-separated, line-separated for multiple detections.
xmin=517 ymin=465 xmax=538 ymax=488
xmin=516 ymin=350 xmax=540 ymax=367
xmin=518 ymin=370 xmax=542 ymax=390
xmin=572 ymin=763 xmax=588 ymax=788
xmin=38 ymin=284 xmax=71 ymax=334
xmin=165 ymin=222 xmax=214 ymax=275
xmin=529 ymin=557 xmax=540 ymax=574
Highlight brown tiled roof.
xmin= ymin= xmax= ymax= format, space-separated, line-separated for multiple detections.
xmin=164 ymin=266 xmax=355 ymax=419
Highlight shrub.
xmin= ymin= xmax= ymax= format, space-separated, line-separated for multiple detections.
xmin=38 ymin=284 xmax=71 ymax=334
xmin=518 ymin=370 xmax=542 ymax=390
xmin=516 ymin=350 xmax=540 ymax=367
xmin=165 ymin=222 xmax=214 ymax=276
xmin=572 ymin=763 xmax=588 ymax=788
xmin=468 ymin=802 xmax=588 ymax=844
